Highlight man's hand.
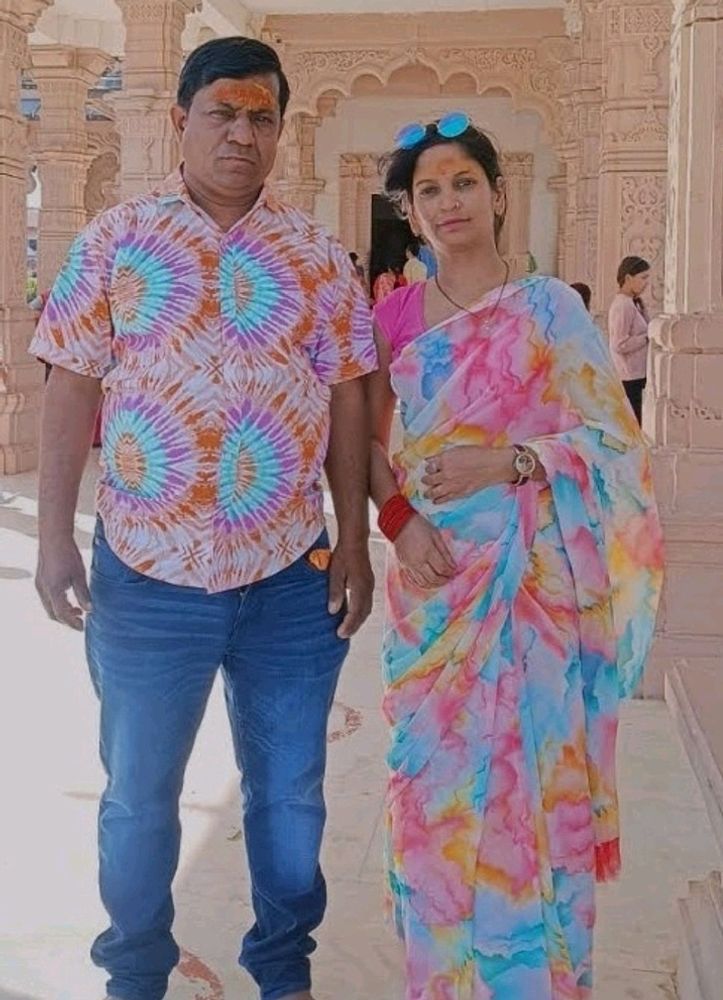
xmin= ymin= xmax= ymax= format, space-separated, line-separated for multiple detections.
xmin=327 ymin=542 xmax=375 ymax=640
xmin=36 ymin=538 xmax=92 ymax=631
xmin=394 ymin=514 xmax=457 ymax=589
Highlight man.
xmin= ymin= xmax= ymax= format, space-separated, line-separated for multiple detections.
xmin=31 ymin=37 xmax=377 ymax=1000
xmin=402 ymin=244 xmax=427 ymax=284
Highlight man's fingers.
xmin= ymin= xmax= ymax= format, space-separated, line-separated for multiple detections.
xmin=50 ymin=590 xmax=84 ymax=631
xmin=72 ymin=572 xmax=92 ymax=613
xmin=337 ymin=584 xmax=373 ymax=640
xmin=327 ymin=558 xmax=347 ymax=616
xmin=36 ymin=586 xmax=58 ymax=623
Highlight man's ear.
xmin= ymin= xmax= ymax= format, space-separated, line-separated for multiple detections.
xmin=170 ymin=104 xmax=187 ymax=141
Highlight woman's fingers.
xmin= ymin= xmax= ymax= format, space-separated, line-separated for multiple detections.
xmin=432 ymin=533 xmax=457 ymax=573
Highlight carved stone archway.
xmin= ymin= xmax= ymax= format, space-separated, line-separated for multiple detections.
xmin=283 ymin=41 xmax=567 ymax=146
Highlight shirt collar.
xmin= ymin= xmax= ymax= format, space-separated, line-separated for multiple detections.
xmin=156 ymin=166 xmax=280 ymax=215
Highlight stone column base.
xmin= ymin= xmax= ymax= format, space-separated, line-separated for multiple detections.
xmin=0 ymin=306 xmax=44 ymax=475
xmin=677 ymin=872 xmax=723 ymax=1000
xmin=644 ymin=508 xmax=723 ymax=697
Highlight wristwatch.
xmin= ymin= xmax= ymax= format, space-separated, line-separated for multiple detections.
xmin=512 ymin=445 xmax=537 ymax=486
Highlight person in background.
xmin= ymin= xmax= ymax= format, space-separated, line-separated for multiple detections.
xmin=373 ymin=264 xmax=398 ymax=303
xmin=402 ymin=244 xmax=428 ymax=284
xmin=608 ymin=255 xmax=651 ymax=425
xmin=417 ymin=241 xmax=437 ymax=277
xmin=570 ymin=281 xmax=591 ymax=312
xmin=349 ymin=250 xmax=366 ymax=287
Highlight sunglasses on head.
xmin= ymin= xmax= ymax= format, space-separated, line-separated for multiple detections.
xmin=394 ymin=111 xmax=471 ymax=151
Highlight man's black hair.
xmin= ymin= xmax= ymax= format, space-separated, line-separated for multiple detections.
xmin=177 ymin=36 xmax=290 ymax=117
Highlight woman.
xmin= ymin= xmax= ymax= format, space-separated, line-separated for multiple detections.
xmin=368 ymin=114 xmax=663 ymax=999
xmin=608 ymin=256 xmax=651 ymax=424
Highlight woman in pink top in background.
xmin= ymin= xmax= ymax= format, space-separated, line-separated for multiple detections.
xmin=607 ymin=255 xmax=651 ymax=424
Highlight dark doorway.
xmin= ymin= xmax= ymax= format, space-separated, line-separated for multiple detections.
xmin=369 ymin=194 xmax=414 ymax=290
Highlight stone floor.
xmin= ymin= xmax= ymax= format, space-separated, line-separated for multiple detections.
xmin=1 ymin=459 xmax=720 ymax=1000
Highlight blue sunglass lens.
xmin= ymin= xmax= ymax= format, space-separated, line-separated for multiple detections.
xmin=395 ymin=123 xmax=426 ymax=149
xmin=438 ymin=112 xmax=471 ymax=139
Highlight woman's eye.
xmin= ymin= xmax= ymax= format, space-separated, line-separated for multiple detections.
xmin=419 ymin=187 xmax=438 ymax=197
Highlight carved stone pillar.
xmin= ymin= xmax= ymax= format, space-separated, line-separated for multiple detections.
xmin=558 ymin=10 xmax=604 ymax=296
xmin=337 ymin=152 xmax=380 ymax=269
xmin=500 ymin=152 xmax=533 ymax=275
xmin=644 ymin=0 xmax=723 ymax=696
xmin=273 ymin=112 xmax=325 ymax=214
xmin=0 ymin=0 xmax=52 ymax=475
xmin=547 ymin=172 xmax=567 ymax=279
xmin=113 ymin=0 xmax=199 ymax=198
xmin=597 ymin=0 xmax=671 ymax=317
xmin=32 ymin=46 xmax=109 ymax=292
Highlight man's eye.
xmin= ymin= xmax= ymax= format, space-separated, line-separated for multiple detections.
xmin=210 ymin=109 xmax=232 ymax=119
xmin=253 ymin=114 xmax=275 ymax=125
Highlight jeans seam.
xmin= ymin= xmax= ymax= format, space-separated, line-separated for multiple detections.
xmin=223 ymin=584 xmax=250 ymax=660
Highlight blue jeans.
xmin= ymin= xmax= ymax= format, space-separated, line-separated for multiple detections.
xmin=85 ymin=519 xmax=348 ymax=1000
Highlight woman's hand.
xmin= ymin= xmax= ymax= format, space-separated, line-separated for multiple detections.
xmin=422 ymin=446 xmax=515 ymax=504
xmin=394 ymin=514 xmax=457 ymax=589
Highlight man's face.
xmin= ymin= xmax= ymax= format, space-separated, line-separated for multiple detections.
xmin=172 ymin=74 xmax=283 ymax=196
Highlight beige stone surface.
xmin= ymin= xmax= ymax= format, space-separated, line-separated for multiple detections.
xmin=1 ymin=463 xmax=720 ymax=1000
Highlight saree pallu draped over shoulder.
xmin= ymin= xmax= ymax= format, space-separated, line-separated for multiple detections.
xmin=382 ymin=277 xmax=663 ymax=1000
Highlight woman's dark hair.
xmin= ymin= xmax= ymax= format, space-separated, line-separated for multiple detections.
xmin=616 ymin=255 xmax=650 ymax=287
xmin=380 ymin=121 xmax=507 ymax=241
xmin=177 ymin=37 xmax=290 ymax=118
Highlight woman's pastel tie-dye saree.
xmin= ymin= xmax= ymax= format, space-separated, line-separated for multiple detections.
xmin=381 ymin=276 xmax=663 ymax=1000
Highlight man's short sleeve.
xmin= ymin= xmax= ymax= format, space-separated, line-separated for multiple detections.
xmin=311 ymin=239 xmax=378 ymax=386
xmin=29 ymin=215 xmax=113 ymax=379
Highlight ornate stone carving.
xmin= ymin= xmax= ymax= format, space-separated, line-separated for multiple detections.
xmin=85 ymin=150 xmax=120 ymax=217
xmin=285 ymin=42 xmax=564 ymax=142
xmin=621 ymin=174 xmax=667 ymax=230
xmin=614 ymin=102 xmax=668 ymax=144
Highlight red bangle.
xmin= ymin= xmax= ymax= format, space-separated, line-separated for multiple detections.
xmin=378 ymin=494 xmax=416 ymax=542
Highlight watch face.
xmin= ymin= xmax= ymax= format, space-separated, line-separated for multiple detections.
xmin=514 ymin=451 xmax=536 ymax=476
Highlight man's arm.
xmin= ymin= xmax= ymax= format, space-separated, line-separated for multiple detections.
xmin=35 ymin=366 xmax=101 ymax=630
xmin=324 ymin=377 xmax=375 ymax=640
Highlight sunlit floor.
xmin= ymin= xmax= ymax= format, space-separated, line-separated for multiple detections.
xmin=1 ymin=458 xmax=719 ymax=1000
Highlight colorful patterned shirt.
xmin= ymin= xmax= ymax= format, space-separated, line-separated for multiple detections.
xmin=30 ymin=170 xmax=377 ymax=592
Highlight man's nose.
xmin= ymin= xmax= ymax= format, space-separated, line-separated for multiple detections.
xmin=227 ymin=112 xmax=254 ymax=145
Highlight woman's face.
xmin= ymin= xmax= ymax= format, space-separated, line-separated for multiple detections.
xmin=624 ymin=269 xmax=651 ymax=296
xmin=407 ymin=143 xmax=504 ymax=254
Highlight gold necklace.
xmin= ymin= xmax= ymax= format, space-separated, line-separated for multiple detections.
xmin=434 ymin=260 xmax=511 ymax=322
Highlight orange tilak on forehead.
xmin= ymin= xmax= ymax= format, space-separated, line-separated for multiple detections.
xmin=415 ymin=149 xmax=477 ymax=182
xmin=209 ymin=80 xmax=277 ymax=113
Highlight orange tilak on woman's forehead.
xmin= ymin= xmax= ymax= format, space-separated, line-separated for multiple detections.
xmin=415 ymin=149 xmax=477 ymax=181
xmin=209 ymin=80 xmax=277 ymax=112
